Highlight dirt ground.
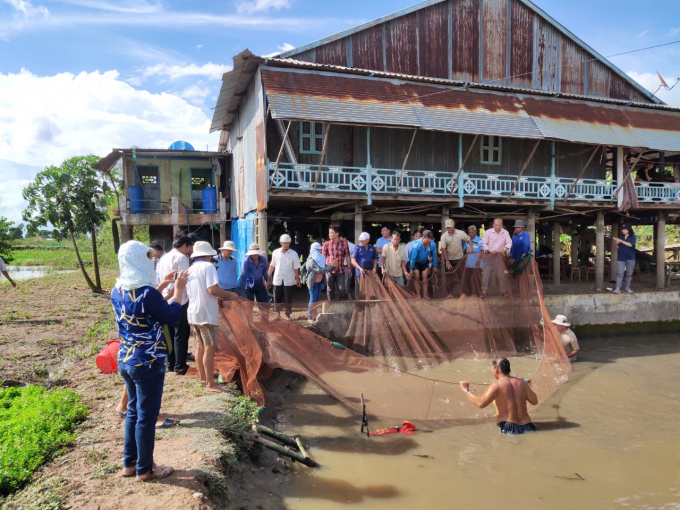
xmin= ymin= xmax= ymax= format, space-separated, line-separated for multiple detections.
xmin=0 ymin=270 xmax=295 ymax=510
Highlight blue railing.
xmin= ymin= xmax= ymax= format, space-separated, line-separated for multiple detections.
xmin=268 ymin=162 xmax=680 ymax=204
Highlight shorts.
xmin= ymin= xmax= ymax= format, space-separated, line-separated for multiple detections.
xmin=412 ymin=262 xmax=430 ymax=273
xmin=388 ymin=274 xmax=406 ymax=286
xmin=191 ymin=324 xmax=218 ymax=348
xmin=498 ymin=421 xmax=536 ymax=435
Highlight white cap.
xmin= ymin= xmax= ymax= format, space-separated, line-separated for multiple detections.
xmin=358 ymin=232 xmax=370 ymax=241
xmin=551 ymin=315 xmax=571 ymax=327
xmin=191 ymin=241 xmax=217 ymax=259
xmin=445 ymin=219 xmax=455 ymax=228
xmin=280 ymin=234 xmax=292 ymax=243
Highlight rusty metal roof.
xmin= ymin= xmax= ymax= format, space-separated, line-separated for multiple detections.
xmin=210 ymin=50 xmax=260 ymax=134
xmin=261 ymin=67 xmax=680 ymax=151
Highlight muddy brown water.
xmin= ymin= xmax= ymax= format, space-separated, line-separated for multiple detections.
xmin=277 ymin=334 xmax=680 ymax=509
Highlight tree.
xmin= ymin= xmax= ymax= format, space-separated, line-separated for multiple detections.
xmin=11 ymin=223 xmax=24 ymax=240
xmin=22 ymin=155 xmax=110 ymax=293
xmin=0 ymin=217 xmax=15 ymax=264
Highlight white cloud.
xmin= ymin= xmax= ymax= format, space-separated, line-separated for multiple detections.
xmin=637 ymin=29 xmax=649 ymax=38
xmin=626 ymin=70 xmax=680 ymax=107
xmin=178 ymin=84 xmax=212 ymax=105
xmin=0 ymin=69 xmax=219 ymax=224
xmin=262 ymin=42 xmax=296 ymax=57
xmin=235 ymin=0 xmax=291 ymax=14
xmin=669 ymin=27 xmax=680 ymax=37
xmin=2 ymin=0 xmax=48 ymax=17
xmin=140 ymin=62 xmax=232 ymax=81
xmin=54 ymin=0 xmax=161 ymax=14
xmin=196 ymin=44 xmax=203 ymax=49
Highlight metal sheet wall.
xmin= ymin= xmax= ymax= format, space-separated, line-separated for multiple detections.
xmin=285 ymin=0 xmax=654 ymax=103
xmin=227 ymin=68 xmax=264 ymax=218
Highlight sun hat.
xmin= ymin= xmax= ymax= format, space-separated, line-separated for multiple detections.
xmin=245 ymin=243 xmax=263 ymax=257
xmin=444 ymin=219 xmax=455 ymax=228
xmin=551 ymin=315 xmax=571 ymax=327
xmin=219 ymin=240 xmax=237 ymax=251
xmin=513 ymin=220 xmax=526 ymax=228
xmin=116 ymin=241 xmax=157 ymax=291
xmin=358 ymin=232 xmax=370 ymax=241
xmin=280 ymin=234 xmax=292 ymax=243
xmin=190 ymin=241 xmax=217 ymax=259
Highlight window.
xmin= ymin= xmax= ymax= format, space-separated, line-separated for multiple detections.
xmin=300 ymin=121 xmax=326 ymax=154
xmin=137 ymin=166 xmax=159 ymax=186
xmin=481 ymin=136 xmax=502 ymax=165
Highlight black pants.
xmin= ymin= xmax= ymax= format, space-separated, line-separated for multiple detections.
xmin=445 ymin=259 xmax=463 ymax=295
xmin=326 ymin=272 xmax=347 ymax=301
xmin=273 ymin=285 xmax=294 ymax=316
xmin=167 ymin=303 xmax=190 ymax=372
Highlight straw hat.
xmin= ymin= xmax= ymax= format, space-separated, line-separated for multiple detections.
xmin=551 ymin=315 xmax=571 ymax=327
xmin=444 ymin=219 xmax=455 ymax=228
xmin=245 ymin=243 xmax=263 ymax=257
xmin=280 ymin=234 xmax=292 ymax=243
xmin=513 ymin=220 xmax=526 ymax=228
xmin=219 ymin=240 xmax=237 ymax=252
xmin=191 ymin=241 xmax=217 ymax=259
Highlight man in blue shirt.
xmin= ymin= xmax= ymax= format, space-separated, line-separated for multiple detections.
xmin=613 ymin=223 xmax=636 ymax=294
xmin=351 ymin=232 xmax=378 ymax=278
xmin=510 ymin=220 xmax=532 ymax=262
xmin=216 ymin=240 xmax=246 ymax=298
xmin=240 ymin=243 xmax=270 ymax=303
xmin=462 ymin=225 xmax=484 ymax=297
xmin=409 ymin=230 xmax=438 ymax=298
xmin=375 ymin=225 xmax=391 ymax=277
xmin=404 ymin=230 xmax=423 ymax=263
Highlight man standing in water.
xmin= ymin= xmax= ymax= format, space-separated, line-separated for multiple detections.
xmin=459 ymin=357 xmax=538 ymax=434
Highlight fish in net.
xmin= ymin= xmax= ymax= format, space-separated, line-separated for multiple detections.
xmin=211 ymin=255 xmax=570 ymax=420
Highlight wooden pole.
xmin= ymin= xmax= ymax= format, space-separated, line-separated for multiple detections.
xmin=526 ymin=208 xmax=536 ymax=253
xmin=657 ymin=212 xmax=666 ymax=289
xmin=394 ymin=128 xmax=419 ymax=196
xmin=313 ymin=123 xmax=331 ymax=192
xmin=449 ymin=134 xmax=478 ymax=196
xmin=562 ymin=145 xmax=601 ymax=202
xmin=611 ymin=150 xmax=646 ymax=202
xmin=595 ymin=211 xmax=605 ymax=290
xmin=509 ymin=140 xmax=541 ymax=197
xmin=269 ymin=120 xmax=292 ymax=190
xmin=553 ymin=222 xmax=561 ymax=285
xmin=610 ymin=223 xmax=619 ymax=280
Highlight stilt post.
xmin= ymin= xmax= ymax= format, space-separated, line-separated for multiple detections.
xmin=595 ymin=211 xmax=605 ymax=290
xmin=553 ymin=222 xmax=561 ymax=285
xmin=657 ymin=212 xmax=666 ymax=289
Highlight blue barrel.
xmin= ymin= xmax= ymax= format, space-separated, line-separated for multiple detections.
xmin=129 ymin=186 xmax=144 ymax=214
xmin=202 ymin=186 xmax=217 ymax=214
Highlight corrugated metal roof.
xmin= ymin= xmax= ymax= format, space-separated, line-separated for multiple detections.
xmin=210 ymin=49 xmax=259 ymax=133
xmin=261 ymin=67 xmax=680 ymax=151
xmin=93 ymin=148 xmax=228 ymax=173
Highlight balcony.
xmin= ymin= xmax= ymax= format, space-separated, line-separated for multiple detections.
xmin=268 ymin=162 xmax=680 ymax=205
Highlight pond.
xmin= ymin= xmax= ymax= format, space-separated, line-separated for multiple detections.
xmin=5 ymin=266 xmax=75 ymax=280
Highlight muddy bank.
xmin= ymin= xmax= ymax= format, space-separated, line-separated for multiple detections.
xmin=0 ymin=270 xmax=292 ymax=510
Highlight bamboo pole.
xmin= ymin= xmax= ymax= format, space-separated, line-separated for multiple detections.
xmin=394 ymin=128 xmax=419 ymax=196
xmin=251 ymin=433 xmax=319 ymax=468
xmin=255 ymin=424 xmax=298 ymax=448
xmin=449 ymin=134 xmax=478 ymax=196
xmin=562 ymin=145 xmax=601 ymax=202
xmin=509 ymin=140 xmax=541 ymax=197
xmin=313 ymin=123 xmax=332 ymax=192
xmin=269 ymin=120 xmax=292 ymax=190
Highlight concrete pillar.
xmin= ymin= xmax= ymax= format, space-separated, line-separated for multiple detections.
xmin=616 ymin=147 xmax=624 ymax=209
xmin=121 ymin=225 xmax=133 ymax=243
xmin=552 ymin=222 xmax=561 ymax=285
xmin=610 ymin=223 xmax=619 ymax=279
xmin=219 ymin=221 xmax=227 ymax=246
xmin=172 ymin=224 xmax=180 ymax=238
xmin=657 ymin=212 xmax=666 ymax=289
xmin=354 ymin=203 xmax=363 ymax=243
xmin=570 ymin=233 xmax=579 ymax=268
xmin=595 ymin=211 xmax=605 ymax=290
xmin=526 ymin=208 xmax=536 ymax=253
xmin=441 ymin=205 xmax=449 ymax=233
xmin=257 ymin=211 xmax=268 ymax=252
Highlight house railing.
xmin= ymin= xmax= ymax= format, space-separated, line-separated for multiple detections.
xmin=267 ymin=161 xmax=680 ymax=204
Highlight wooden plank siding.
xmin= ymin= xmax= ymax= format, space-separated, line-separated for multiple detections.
xmin=287 ymin=0 xmax=653 ymax=103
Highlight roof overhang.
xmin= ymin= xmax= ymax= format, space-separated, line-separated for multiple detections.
xmin=261 ymin=66 xmax=680 ymax=152
xmin=94 ymin=149 xmax=229 ymax=174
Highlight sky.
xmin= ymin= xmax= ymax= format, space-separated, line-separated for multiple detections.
xmin=1 ymin=0 xmax=679 ymax=225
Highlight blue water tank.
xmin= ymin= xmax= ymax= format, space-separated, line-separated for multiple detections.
xmin=202 ymin=186 xmax=217 ymax=214
xmin=129 ymin=186 xmax=144 ymax=214
xmin=168 ymin=141 xmax=195 ymax=151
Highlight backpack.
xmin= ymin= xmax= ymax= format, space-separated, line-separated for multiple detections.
xmin=299 ymin=262 xmax=309 ymax=285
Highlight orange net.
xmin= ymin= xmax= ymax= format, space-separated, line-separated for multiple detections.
xmin=212 ymin=256 xmax=570 ymax=420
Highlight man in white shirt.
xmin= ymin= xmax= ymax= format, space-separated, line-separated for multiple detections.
xmin=155 ymin=233 xmax=195 ymax=374
xmin=268 ymin=234 xmax=301 ymax=318
xmin=0 ymin=256 xmax=16 ymax=287
xmin=187 ymin=241 xmax=235 ymax=393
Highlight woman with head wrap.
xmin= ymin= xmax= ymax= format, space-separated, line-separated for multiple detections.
xmin=305 ymin=242 xmax=337 ymax=321
xmin=111 ymin=240 xmax=188 ymax=482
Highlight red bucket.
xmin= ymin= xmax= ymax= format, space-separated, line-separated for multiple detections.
xmin=96 ymin=340 xmax=120 ymax=374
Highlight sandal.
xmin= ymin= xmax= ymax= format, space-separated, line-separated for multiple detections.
xmin=137 ymin=465 xmax=174 ymax=482
xmin=117 ymin=412 xmax=127 ymax=419
xmin=156 ymin=418 xmax=180 ymax=429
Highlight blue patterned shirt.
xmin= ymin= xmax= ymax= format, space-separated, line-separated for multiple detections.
xmin=111 ymin=286 xmax=182 ymax=368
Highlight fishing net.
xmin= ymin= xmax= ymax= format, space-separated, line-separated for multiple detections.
xmin=211 ymin=255 xmax=570 ymax=420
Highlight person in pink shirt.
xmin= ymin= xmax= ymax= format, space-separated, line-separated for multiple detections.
xmin=480 ymin=218 xmax=512 ymax=297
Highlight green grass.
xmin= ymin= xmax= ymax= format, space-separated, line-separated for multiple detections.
xmin=0 ymin=386 xmax=88 ymax=496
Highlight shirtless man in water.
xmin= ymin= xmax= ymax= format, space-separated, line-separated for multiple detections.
xmin=459 ymin=357 xmax=538 ymax=434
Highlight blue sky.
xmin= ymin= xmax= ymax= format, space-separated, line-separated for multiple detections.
xmin=1 ymin=0 xmax=679 ymax=224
